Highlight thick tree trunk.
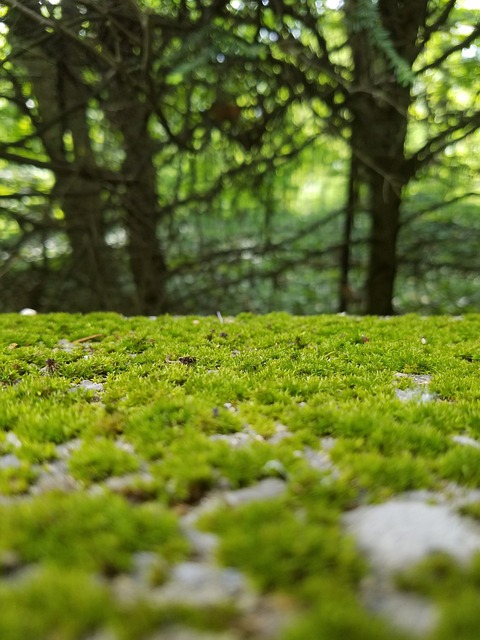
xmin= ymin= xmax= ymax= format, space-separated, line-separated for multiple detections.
xmin=106 ymin=98 xmax=169 ymax=315
xmin=346 ymin=0 xmax=426 ymax=314
xmin=365 ymin=170 xmax=402 ymax=314
xmin=122 ymin=138 xmax=169 ymax=315
xmin=8 ymin=5 xmax=114 ymax=310
xmin=348 ymin=90 xmax=409 ymax=314
xmin=99 ymin=0 xmax=170 ymax=315
xmin=56 ymin=174 xmax=112 ymax=310
xmin=56 ymin=41 xmax=114 ymax=310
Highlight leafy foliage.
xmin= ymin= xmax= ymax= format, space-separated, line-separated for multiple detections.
xmin=0 ymin=1 xmax=478 ymax=315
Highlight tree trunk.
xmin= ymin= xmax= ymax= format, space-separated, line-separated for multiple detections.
xmin=365 ymin=170 xmax=402 ymax=314
xmin=105 ymin=97 xmax=169 ymax=315
xmin=339 ymin=142 xmax=360 ymax=313
xmin=99 ymin=0 xmax=170 ymax=315
xmin=348 ymin=97 xmax=409 ymax=314
xmin=7 ymin=4 xmax=114 ymax=310
xmin=57 ymin=173 xmax=112 ymax=310
xmin=122 ymin=132 xmax=169 ymax=315
xmin=56 ymin=46 xmax=114 ymax=310
xmin=346 ymin=0 xmax=427 ymax=314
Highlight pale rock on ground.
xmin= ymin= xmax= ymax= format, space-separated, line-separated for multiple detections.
xmin=344 ymin=493 xmax=480 ymax=635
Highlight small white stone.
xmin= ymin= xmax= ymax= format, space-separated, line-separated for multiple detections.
xmin=114 ymin=439 xmax=135 ymax=454
xmin=360 ymin=575 xmax=439 ymax=636
xmin=56 ymin=339 xmax=76 ymax=353
xmin=70 ymin=380 xmax=104 ymax=392
xmin=395 ymin=388 xmax=435 ymax=403
xmin=180 ymin=525 xmax=218 ymax=560
xmin=344 ymin=500 xmax=480 ymax=572
xmin=5 ymin=433 xmax=22 ymax=448
xmin=154 ymin=562 xmax=253 ymax=609
xmin=269 ymin=424 xmax=292 ymax=444
xmin=452 ymin=435 xmax=480 ymax=449
xmin=0 ymin=454 xmax=21 ymax=469
xmin=31 ymin=472 xmax=80 ymax=495
xmin=224 ymin=478 xmax=286 ymax=506
xmin=19 ymin=308 xmax=37 ymax=316
xmin=148 ymin=626 xmax=237 ymax=640
xmin=321 ymin=437 xmax=337 ymax=451
xmin=56 ymin=438 xmax=83 ymax=458
xmin=210 ymin=432 xmax=252 ymax=447
xmin=303 ymin=447 xmax=338 ymax=476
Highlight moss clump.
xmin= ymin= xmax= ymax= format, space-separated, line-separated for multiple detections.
xmin=203 ymin=495 xmax=365 ymax=596
xmin=0 ymin=566 xmax=237 ymax=640
xmin=0 ymin=492 xmax=188 ymax=574
xmin=436 ymin=446 xmax=480 ymax=486
xmin=460 ymin=502 xmax=480 ymax=521
xmin=0 ymin=463 xmax=36 ymax=495
xmin=0 ymin=567 xmax=114 ymax=640
xmin=395 ymin=552 xmax=480 ymax=640
xmin=283 ymin=588 xmax=408 ymax=640
xmin=68 ymin=438 xmax=140 ymax=484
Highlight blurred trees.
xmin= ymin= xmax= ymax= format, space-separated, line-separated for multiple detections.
xmin=0 ymin=1 xmax=478 ymax=315
xmin=224 ymin=0 xmax=479 ymax=313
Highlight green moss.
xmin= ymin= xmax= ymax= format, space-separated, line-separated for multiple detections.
xmin=460 ymin=502 xmax=480 ymax=521
xmin=331 ymin=441 xmax=435 ymax=497
xmin=150 ymin=431 xmax=221 ymax=503
xmin=0 ymin=492 xmax=188 ymax=573
xmin=0 ymin=464 xmax=36 ymax=495
xmin=0 ymin=312 xmax=480 ymax=638
xmin=0 ymin=567 xmax=114 ymax=640
xmin=68 ymin=438 xmax=139 ymax=484
xmin=436 ymin=446 xmax=480 ymax=486
xmin=283 ymin=588 xmax=409 ymax=640
xmin=0 ymin=557 xmax=236 ymax=640
xmin=2 ymin=398 xmax=98 ymax=444
xmin=202 ymin=492 xmax=365 ymax=598
xmin=396 ymin=552 xmax=465 ymax=598
xmin=114 ymin=601 xmax=238 ymax=639
xmin=395 ymin=552 xmax=480 ymax=640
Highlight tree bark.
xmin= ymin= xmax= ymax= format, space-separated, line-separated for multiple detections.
xmin=346 ymin=0 xmax=427 ymax=314
xmin=99 ymin=0 xmax=170 ymax=315
xmin=339 ymin=142 xmax=360 ymax=313
xmin=365 ymin=169 xmax=402 ymax=314
xmin=120 ymin=114 xmax=169 ymax=315
xmin=7 ymin=3 xmax=114 ymax=310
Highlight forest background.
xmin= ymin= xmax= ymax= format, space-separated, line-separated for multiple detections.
xmin=0 ymin=0 xmax=478 ymax=317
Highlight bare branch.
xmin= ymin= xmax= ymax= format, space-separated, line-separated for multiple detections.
xmin=422 ymin=0 xmax=457 ymax=45
xmin=4 ymin=0 xmax=120 ymax=69
xmin=408 ymin=110 xmax=480 ymax=173
xmin=401 ymin=192 xmax=480 ymax=227
xmin=417 ymin=23 xmax=480 ymax=74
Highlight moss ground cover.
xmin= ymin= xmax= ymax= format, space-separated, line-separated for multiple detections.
xmin=0 ymin=312 xmax=479 ymax=639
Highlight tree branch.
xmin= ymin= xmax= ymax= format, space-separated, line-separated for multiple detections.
xmin=401 ymin=192 xmax=480 ymax=227
xmin=422 ymin=0 xmax=457 ymax=45
xmin=4 ymin=0 xmax=120 ymax=69
xmin=407 ymin=110 xmax=480 ymax=173
xmin=417 ymin=23 xmax=480 ymax=74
